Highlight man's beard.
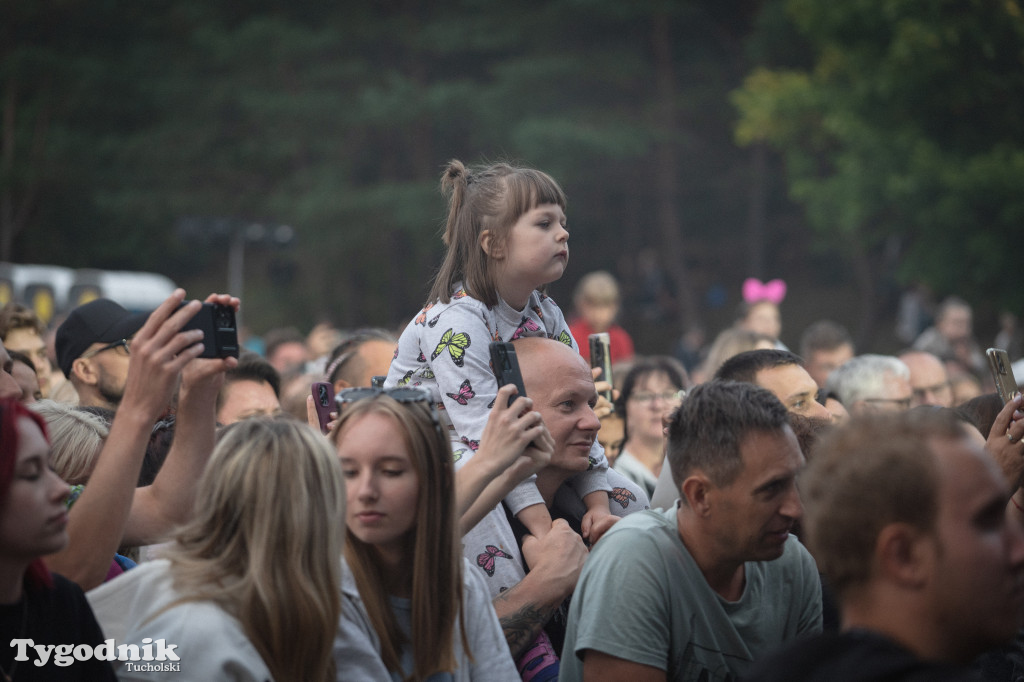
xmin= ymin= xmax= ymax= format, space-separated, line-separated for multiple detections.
xmin=97 ymin=369 xmax=125 ymax=407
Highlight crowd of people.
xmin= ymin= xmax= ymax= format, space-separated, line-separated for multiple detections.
xmin=2 ymin=159 xmax=1023 ymax=681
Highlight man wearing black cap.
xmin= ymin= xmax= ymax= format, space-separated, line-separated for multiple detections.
xmin=56 ymin=299 xmax=148 ymax=409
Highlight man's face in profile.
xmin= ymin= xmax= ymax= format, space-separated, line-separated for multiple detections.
xmin=755 ymin=364 xmax=832 ymax=421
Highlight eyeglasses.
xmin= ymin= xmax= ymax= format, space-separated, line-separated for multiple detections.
xmin=911 ymin=382 xmax=951 ymax=401
xmin=862 ymin=397 xmax=913 ymax=410
xmin=335 ymin=386 xmax=444 ymax=441
xmin=80 ymin=338 xmax=131 ymax=360
xmin=630 ymin=390 xmax=686 ymax=405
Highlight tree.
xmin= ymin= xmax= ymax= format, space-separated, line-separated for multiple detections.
xmin=734 ymin=0 xmax=1024 ymax=334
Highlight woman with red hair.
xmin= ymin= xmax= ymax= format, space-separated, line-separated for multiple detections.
xmin=0 ymin=398 xmax=115 ymax=680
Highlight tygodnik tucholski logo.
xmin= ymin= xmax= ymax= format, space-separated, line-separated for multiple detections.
xmin=10 ymin=637 xmax=181 ymax=672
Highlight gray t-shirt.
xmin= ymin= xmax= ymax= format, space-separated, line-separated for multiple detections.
xmin=559 ymin=506 xmax=822 ymax=682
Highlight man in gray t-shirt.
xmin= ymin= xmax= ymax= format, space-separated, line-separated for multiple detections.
xmin=560 ymin=380 xmax=822 ymax=682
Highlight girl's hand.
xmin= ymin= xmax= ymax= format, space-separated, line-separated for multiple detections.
xmin=305 ymin=395 xmax=339 ymax=435
xmin=580 ymin=508 xmax=618 ymax=545
xmin=591 ymin=367 xmax=619 ymax=419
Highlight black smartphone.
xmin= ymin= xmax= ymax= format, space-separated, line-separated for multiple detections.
xmin=489 ymin=341 xmax=527 ymax=407
xmin=589 ymin=332 xmax=614 ymax=404
xmin=311 ymin=381 xmax=334 ymax=434
xmin=181 ymin=302 xmax=239 ymax=359
xmin=987 ymin=348 xmax=1019 ymax=404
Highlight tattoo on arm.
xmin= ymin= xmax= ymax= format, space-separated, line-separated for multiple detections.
xmin=497 ymin=600 xmax=557 ymax=658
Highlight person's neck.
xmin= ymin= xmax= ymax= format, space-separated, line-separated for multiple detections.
xmin=676 ymin=507 xmax=745 ymax=601
xmin=536 ymin=469 xmax=573 ymax=508
xmin=495 ymin=280 xmax=535 ymax=312
xmin=0 ymin=561 xmax=28 ymax=604
xmin=620 ymin=436 xmax=664 ymax=474
xmin=841 ymin=588 xmax=969 ymax=664
xmin=374 ymin=544 xmax=413 ymax=599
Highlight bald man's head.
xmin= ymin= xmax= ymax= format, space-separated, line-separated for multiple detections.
xmin=514 ymin=337 xmax=600 ymax=474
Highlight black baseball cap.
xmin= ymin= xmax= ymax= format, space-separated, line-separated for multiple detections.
xmin=55 ymin=299 xmax=149 ymax=378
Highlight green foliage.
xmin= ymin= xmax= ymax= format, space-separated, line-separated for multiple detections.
xmin=734 ymin=0 xmax=1024 ymax=311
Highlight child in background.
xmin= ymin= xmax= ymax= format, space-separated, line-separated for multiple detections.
xmin=386 ymin=160 xmax=614 ymax=543
xmin=569 ymin=270 xmax=635 ymax=365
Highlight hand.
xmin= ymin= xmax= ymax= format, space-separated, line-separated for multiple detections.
xmin=591 ymin=367 xmax=619 ymax=419
xmin=120 ymin=290 xmax=207 ymax=422
xmin=580 ymin=508 xmax=618 ymax=545
xmin=180 ymin=294 xmax=241 ymax=394
xmin=306 ymin=394 xmax=339 ymax=435
xmin=479 ymin=384 xmax=551 ymax=477
xmin=987 ymin=394 xmax=1024 ymax=489
xmin=521 ymin=518 xmax=587 ymax=598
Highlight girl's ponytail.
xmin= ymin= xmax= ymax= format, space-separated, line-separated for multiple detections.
xmin=439 ymin=160 xmax=468 ymax=248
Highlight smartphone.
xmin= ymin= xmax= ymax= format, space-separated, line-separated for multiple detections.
xmin=180 ymin=302 xmax=239 ymax=359
xmin=589 ymin=332 xmax=614 ymax=404
xmin=489 ymin=341 xmax=527 ymax=407
xmin=987 ymin=348 xmax=1019 ymax=404
xmin=311 ymin=381 xmax=334 ymax=433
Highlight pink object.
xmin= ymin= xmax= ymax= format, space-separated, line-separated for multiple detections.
xmin=742 ymin=278 xmax=787 ymax=305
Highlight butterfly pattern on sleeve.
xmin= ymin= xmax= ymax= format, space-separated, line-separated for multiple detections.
xmin=446 ymin=379 xmax=476 ymax=405
xmin=556 ymin=330 xmax=573 ymax=347
xmin=532 ymin=305 xmax=544 ymax=320
xmin=453 ymin=288 xmax=468 ymax=299
xmin=427 ymin=312 xmax=442 ymax=328
xmin=420 ymin=368 xmax=435 ymax=379
xmin=397 ymin=370 xmax=414 ymax=386
xmin=432 ymin=328 xmax=471 ymax=367
xmin=414 ymin=303 xmax=434 ymax=326
xmin=476 ymin=544 xmax=513 ymax=577
xmin=416 ymin=351 xmax=426 ymax=362
xmin=610 ymin=487 xmax=638 ymax=509
xmin=510 ymin=316 xmax=541 ymax=340
xmin=460 ymin=436 xmax=480 ymax=451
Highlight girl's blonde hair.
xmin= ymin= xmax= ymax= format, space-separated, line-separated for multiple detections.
xmin=428 ymin=159 xmax=567 ymax=308
xmin=330 ymin=394 xmax=467 ymax=680
xmin=29 ymin=400 xmax=109 ymax=485
xmin=165 ymin=417 xmax=345 ymax=682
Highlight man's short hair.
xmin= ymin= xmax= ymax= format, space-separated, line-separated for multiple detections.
xmin=824 ymin=354 xmax=909 ymax=407
xmin=714 ymin=348 xmax=804 ymax=385
xmin=801 ymin=411 xmax=967 ymax=598
xmin=0 ymin=303 xmax=45 ymax=340
xmin=217 ymin=352 xmax=281 ymax=412
xmin=799 ymin=320 xmax=853 ymax=358
xmin=324 ymin=328 xmax=396 ymax=385
xmin=666 ymin=380 xmax=790 ymax=490
xmin=935 ymin=296 xmax=971 ymax=323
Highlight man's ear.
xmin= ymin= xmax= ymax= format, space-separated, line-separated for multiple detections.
xmin=480 ymin=230 xmax=503 ymax=259
xmin=680 ymin=474 xmax=714 ymax=517
xmin=332 ymin=378 xmax=351 ymax=393
xmin=875 ymin=522 xmax=933 ymax=589
xmin=71 ymin=358 xmax=99 ymax=387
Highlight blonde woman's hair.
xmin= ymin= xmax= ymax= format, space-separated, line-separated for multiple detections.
xmin=164 ymin=417 xmax=345 ymax=682
xmin=428 ymin=159 xmax=567 ymax=308
xmin=331 ymin=394 xmax=467 ymax=680
xmin=29 ymin=400 xmax=108 ymax=485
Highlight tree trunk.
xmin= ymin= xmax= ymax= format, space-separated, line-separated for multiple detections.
xmin=652 ymin=12 xmax=700 ymax=329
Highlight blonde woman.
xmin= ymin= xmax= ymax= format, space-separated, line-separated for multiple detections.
xmin=332 ymin=386 xmax=518 ymax=681
xmin=88 ymin=417 xmax=345 ymax=681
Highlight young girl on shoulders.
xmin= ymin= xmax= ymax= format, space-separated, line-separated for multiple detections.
xmin=385 ymin=160 xmax=614 ymax=542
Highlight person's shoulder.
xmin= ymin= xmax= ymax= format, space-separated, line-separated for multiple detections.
xmin=591 ymin=508 xmax=677 ymax=555
xmin=744 ymin=630 xmax=982 ymax=682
